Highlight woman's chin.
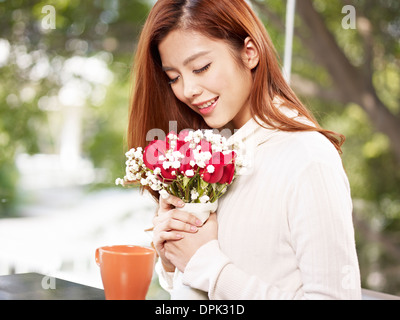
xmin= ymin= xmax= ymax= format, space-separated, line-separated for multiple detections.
xmin=204 ymin=118 xmax=228 ymax=130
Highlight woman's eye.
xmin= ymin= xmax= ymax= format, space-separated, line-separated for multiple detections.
xmin=168 ymin=76 xmax=180 ymax=85
xmin=193 ymin=63 xmax=211 ymax=74
xmin=167 ymin=63 xmax=211 ymax=85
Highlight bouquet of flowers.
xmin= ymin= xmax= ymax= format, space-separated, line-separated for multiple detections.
xmin=116 ymin=129 xmax=242 ymax=206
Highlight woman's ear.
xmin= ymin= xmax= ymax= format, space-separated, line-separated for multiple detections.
xmin=242 ymin=37 xmax=260 ymax=70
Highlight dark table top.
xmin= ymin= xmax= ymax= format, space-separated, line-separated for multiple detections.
xmin=0 ymin=273 xmax=105 ymax=300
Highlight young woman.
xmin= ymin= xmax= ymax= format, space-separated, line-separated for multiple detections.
xmin=128 ymin=0 xmax=361 ymax=299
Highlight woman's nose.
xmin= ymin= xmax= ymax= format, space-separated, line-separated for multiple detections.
xmin=183 ymin=78 xmax=202 ymax=100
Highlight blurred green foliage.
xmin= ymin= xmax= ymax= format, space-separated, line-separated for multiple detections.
xmin=0 ymin=0 xmax=399 ymax=295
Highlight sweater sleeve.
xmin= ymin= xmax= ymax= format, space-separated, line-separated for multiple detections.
xmin=182 ymin=161 xmax=361 ymax=300
xmin=155 ymin=258 xmax=175 ymax=294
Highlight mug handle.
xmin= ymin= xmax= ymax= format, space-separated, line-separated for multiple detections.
xmin=95 ymin=248 xmax=101 ymax=266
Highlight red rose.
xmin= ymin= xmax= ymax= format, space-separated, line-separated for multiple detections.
xmin=219 ymin=151 xmax=236 ymax=184
xmin=201 ymin=151 xmax=236 ymax=184
xmin=143 ymin=140 xmax=167 ymax=170
xmin=200 ymin=152 xmax=225 ymax=184
xmin=143 ymin=140 xmax=175 ymax=181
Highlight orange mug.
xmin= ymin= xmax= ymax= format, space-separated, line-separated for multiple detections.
xmin=95 ymin=245 xmax=156 ymax=300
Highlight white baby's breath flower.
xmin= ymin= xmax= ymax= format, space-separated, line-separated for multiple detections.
xmin=190 ymin=189 xmax=199 ymax=200
xmin=153 ymin=167 xmax=161 ymax=175
xmin=172 ymin=160 xmax=181 ymax=169
xmin=140 ymin=178 xmax=148 ymax=186
xmin=195 ymin=159 xmax=204 ymax=168
xmin=133 ymin=148 xmax=143 ymax=159
xmin=115 ymin=178 xmax=124 ymax=186
xmin=126 ymin=173 xmax=136 ymax=181
xmin=199 ymin=195 xmax=210 ymax=204
xmin=196 ymin=129 xmax=204 ymax=139
xmin=184 ymin=130 xmax=194 ymax=142
xmin=125 ymin=148 xmax=135 ymax=159
xmin=206 ymin=165 xmax=215 ymax=173
xmin=172 ymin=151 xmax=183 ymax=159
xmin=185 ymin=169 xmax=195 ymax=177
xmin=148 ymin=176 xmax=157 ymax=184
xmin=204 ymin=129 xmax=214 ymax=140
xmin=212 ymin=145 xmax=223 ymax=153
xmin=169 ymin=140 xmax=177 ymax=150
xmin=151 ymin=183 xmax=162 ymax=191
xmin=202 ymin=151 xmax=212 ymax=161
xmin=167 ymin=132 xmax=177 ymax=140
xmin=130 ymin=162 xmax=139 ymax=172
xmin=163 ymin=161 xmax=171 ymax=170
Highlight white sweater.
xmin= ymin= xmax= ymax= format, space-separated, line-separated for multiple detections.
xmin=156 ymin=114 xmax=361 ymax=300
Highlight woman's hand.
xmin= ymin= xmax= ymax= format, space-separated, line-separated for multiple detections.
xmin=164 ymin=212 xmax=218 ymax=273
xmin=152 ymin=194 xmax=203 ymax=272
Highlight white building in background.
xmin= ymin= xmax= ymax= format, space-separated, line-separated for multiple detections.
xmin=16 ymin=53 xmax=114 ymax=189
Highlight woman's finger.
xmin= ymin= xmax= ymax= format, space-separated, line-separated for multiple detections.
xmin=159 ymin=194 xmax=185 ymax=212
xmin=159 ymin=216 xmax=199 ymax=233
xmin=153 ymin=209 xmax=202 ymax=229
xmin=155 ymin=231 xmax=185 ymax=242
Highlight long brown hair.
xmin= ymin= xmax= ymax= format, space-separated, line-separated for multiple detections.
xmin=128 ymin=0 xmax=344 ymax=159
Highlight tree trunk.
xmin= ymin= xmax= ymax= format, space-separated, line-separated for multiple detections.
xmin=295 ymin=0 xmax=400 ymax=162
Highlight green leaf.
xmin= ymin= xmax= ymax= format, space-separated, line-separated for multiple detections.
xmin=200 ymin=178 xmax=208 ymax=190
xmin=182 ymin=176 xmax=190 ymax=188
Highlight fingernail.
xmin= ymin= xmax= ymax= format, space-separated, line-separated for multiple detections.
xmin=190 ymin=226 xmax=198 ymax=232
xmin=178 ymin=201 xmax=185 ymax=207
xmin=176 ymin=234 xmax=184 ymax=239
xmin=196 ymin=219 xmax=202 ymax=226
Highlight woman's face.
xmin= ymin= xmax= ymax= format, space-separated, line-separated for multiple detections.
xmin=158 ymin=29 xmax=258 ymax=129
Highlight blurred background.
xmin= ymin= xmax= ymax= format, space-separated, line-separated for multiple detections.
xmin=0 ymin=0 xmax=399 ymax=298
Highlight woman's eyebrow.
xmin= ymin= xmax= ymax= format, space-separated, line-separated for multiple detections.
xmin=162 ymin=50 xmax=211 ymax=71
xmin=183 ymin=50 xmax=211 ymax=66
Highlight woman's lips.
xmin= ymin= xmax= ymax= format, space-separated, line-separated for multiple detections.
xmin=198 ymin=97 xmax=219 ymax=115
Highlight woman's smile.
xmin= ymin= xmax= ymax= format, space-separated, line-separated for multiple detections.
xmin=193 ymin=97 xmax=219 ymax=115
